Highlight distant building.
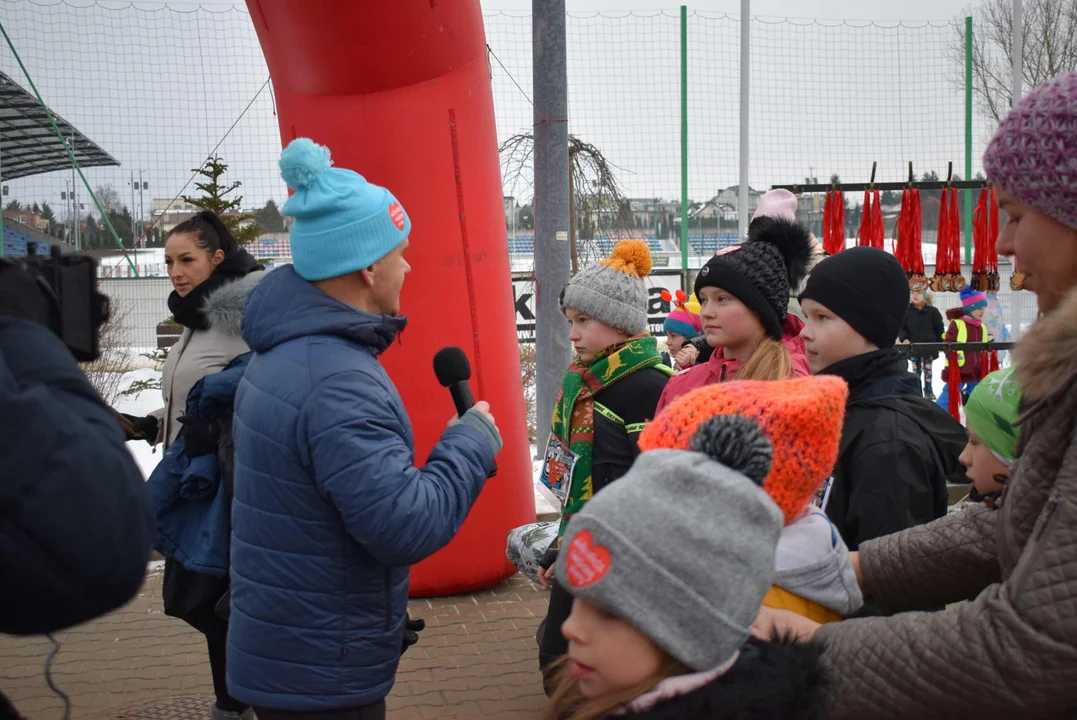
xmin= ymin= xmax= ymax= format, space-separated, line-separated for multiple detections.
xmin=797 ymin=193 xmax=826 ymax=215
xmin=150 ymin=198 xmax=199 ymax=233
xmin=151 ymin=198 xmax=198 ymax=216
xmin=690 ymin=185 xmax=762 ymax=223
xmin=3 ymin=210 xmax=48 ymax=231
xmin=629 ymin=198 xmax=680 ymax=228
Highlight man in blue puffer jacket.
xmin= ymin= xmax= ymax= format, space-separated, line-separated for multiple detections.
xmin=227 ymin=139 xmax=502 ymax=720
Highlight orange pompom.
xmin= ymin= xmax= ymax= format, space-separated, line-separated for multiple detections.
xmin=639 ymin=377 xmax=849 ymax=525
xmin=600 ymin=239 xmax=653 ymax=278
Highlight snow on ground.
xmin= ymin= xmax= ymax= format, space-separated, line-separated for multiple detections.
xmin=112 ymin=368 xmax=165 ymax=479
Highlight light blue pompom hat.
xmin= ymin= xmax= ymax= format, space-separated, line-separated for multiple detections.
xmin=279 ymin=138 xmax=412 ymax=282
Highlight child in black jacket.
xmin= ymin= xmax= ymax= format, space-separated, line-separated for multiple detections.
xmin=898 ymin=289 xmax=944 ymax=400
xmin=537 ymin=241 xmax=670 ymax=694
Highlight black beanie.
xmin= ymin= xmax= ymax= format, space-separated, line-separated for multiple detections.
xmin=798 ymin=247 xmax=909 ymax=350
xmin=695 ymin=217 xmax=813 ymax=341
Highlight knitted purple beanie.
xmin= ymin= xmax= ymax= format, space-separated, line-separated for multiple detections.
xmin=983 ymin=72 xmax=1077 ymax=230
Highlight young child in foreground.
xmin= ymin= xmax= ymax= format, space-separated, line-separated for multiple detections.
xmin=640 ymin=376 xmax=862 ymax=624
xmin=545 ymin=391 xmax=828 ymax=720
xmin=960 ymin=367 xmax=1021 ymax=508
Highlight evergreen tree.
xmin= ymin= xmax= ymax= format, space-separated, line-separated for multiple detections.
xmin=4 ymin=200 xmax=23 ymax=212
xmin=182 ymin=156 xmax=263 ymax=245
xmin=254 ymin=199 xmax=286 ymax=233
xmin=83 ymin=214 xmax=101 ymax=249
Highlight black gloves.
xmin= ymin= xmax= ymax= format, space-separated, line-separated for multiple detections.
xmin=0 ymin=258 xmax=55 ymax=328
xmin=401 ymin=613 xmax=425 ymax=656
xmin=118 ymin=413 xmax=159 ymax=446
xmin=178 ymin=415 xmax=220 ymax=458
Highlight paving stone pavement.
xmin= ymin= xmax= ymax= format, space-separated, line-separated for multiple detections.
xmin=1 ymin=567 xmax=549 ymax=719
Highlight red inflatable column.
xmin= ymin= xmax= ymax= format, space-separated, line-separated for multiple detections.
xmin=247 ymin=0 xmax=535 ymax=596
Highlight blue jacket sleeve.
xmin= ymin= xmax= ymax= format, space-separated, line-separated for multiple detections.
xmin=0 ymin=318 xmax=154 ymax=635
xmin=301 ymin=369 xmax=496 ymax=567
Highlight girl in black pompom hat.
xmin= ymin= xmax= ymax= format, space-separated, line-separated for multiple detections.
xmin=655 ymin=216 xmax=814 ymax=414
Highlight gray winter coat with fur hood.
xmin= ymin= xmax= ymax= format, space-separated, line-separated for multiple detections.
xmin=158 ymin=271 xmax=263 ymax=447
xmin=814 ymin=284 xmax=1077 ymax=719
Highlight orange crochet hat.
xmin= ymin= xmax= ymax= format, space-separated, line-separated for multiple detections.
xmin=639 ymin=377 xmax=848 ymax=524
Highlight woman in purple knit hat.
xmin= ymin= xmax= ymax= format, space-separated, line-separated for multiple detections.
xmin=754 ymin=72 xmax=1077 ymax=720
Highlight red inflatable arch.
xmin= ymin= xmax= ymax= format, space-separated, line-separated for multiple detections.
xmin=247 ymin=0 xmax=535 ymax=596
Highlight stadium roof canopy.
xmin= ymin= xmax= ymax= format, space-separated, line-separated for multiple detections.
xmin=0 ymin=69 xmax=119 ymax=181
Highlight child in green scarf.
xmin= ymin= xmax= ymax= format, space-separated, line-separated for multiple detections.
xmin=536 ymin=239 xmax=671 ymax=695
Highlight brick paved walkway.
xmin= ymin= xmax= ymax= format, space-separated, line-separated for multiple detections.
xmin=1 ymin=566 xmax=549 ymax=719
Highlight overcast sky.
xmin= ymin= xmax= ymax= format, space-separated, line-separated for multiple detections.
xmin=491 ymin=0 xmax=973 ymax=20
xmin=179 ymin=0 xmax=976 ymax=22
xmin=2 ymin=0 xmax=994 ymax=221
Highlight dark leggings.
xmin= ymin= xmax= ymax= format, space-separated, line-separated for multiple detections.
xmin=253 ymin=700 xmax=387 ymax=720
xmin=162 ymin=558 xmax=246 ymax=713
xmin=911 ymin=356 xmax=935 ymax=394
xmin=200 ymin=615 xmax=248 ymax=713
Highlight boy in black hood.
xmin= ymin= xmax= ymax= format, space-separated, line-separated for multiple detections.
xmin=797 ymin=248 xmax=966 ymax=550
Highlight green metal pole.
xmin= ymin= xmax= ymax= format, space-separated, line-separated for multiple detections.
xmin=964 ymin=15 xmax=974 ymax=264
xmin=680 ymin=5 xmax=689 ymax=274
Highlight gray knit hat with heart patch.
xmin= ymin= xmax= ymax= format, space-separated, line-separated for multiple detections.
xmin=556 ymin=415 xmax=783 ymax=672
xmin=560 ymin=240 xmax=653 ymax=335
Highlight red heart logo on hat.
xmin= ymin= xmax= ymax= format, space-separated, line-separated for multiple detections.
xmin=714 ymin=244 xmax=741 ymax=256
xmin=564 ymin=530 xmax=612 ymax=588
xmin=389 ymin=202 xmax=406 ymax=231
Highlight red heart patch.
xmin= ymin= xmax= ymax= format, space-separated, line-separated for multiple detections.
xmin=389 ymin=202 xmax=406 ymax=230
xmin=564 ymin=529 xmax=612 ymax=588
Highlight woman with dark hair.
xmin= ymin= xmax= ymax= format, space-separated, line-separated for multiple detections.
xmin=121 ymin=210 xmax=263 ymax=719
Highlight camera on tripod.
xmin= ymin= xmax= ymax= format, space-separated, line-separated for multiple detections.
xmin=6 ymin=244 xmax=110 ymax=362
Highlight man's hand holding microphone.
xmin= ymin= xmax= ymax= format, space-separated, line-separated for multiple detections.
xmin=435 ymin=347 xmax=501 ymax=478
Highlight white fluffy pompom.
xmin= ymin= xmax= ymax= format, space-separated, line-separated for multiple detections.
xmin=280 ymin=138 xmax=332 ymax=190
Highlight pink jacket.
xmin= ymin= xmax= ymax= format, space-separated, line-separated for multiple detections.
xmin=656 ymin=315 xmax=811 ymax=414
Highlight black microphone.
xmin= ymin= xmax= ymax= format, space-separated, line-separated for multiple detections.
xmin=434 ymin=346 xmax=475 ymax=417
xmin=433 ymin=347 xmax=497 ymax=477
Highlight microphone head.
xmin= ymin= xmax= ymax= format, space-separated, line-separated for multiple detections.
xmin=433 ymin=346 xmax=471 ymax=387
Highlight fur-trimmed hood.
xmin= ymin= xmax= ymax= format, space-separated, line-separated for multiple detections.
xmin=1015 ymin=285 xmax=1077 ymax=404
xmin=201 ymin=269 xmax=264 ymax=337
xmin=615 ymin=637 xmax=825 ymax=720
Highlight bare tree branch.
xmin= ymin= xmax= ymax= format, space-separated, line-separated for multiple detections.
xmin=957 ymin=0 xmax=1077 ymax=123
xmin=499 ymin=131 xmax=634 ymax=273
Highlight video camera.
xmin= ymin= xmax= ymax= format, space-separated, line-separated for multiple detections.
xmin=2 ymin=244 xmax=110 ymax=362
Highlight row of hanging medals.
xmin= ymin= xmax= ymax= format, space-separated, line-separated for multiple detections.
xmin=820 ymin=184 xmax=1020 ymax=293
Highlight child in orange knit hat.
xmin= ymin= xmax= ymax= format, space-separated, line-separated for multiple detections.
xmin=640 ymin=376 xmax=863 ymax=623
